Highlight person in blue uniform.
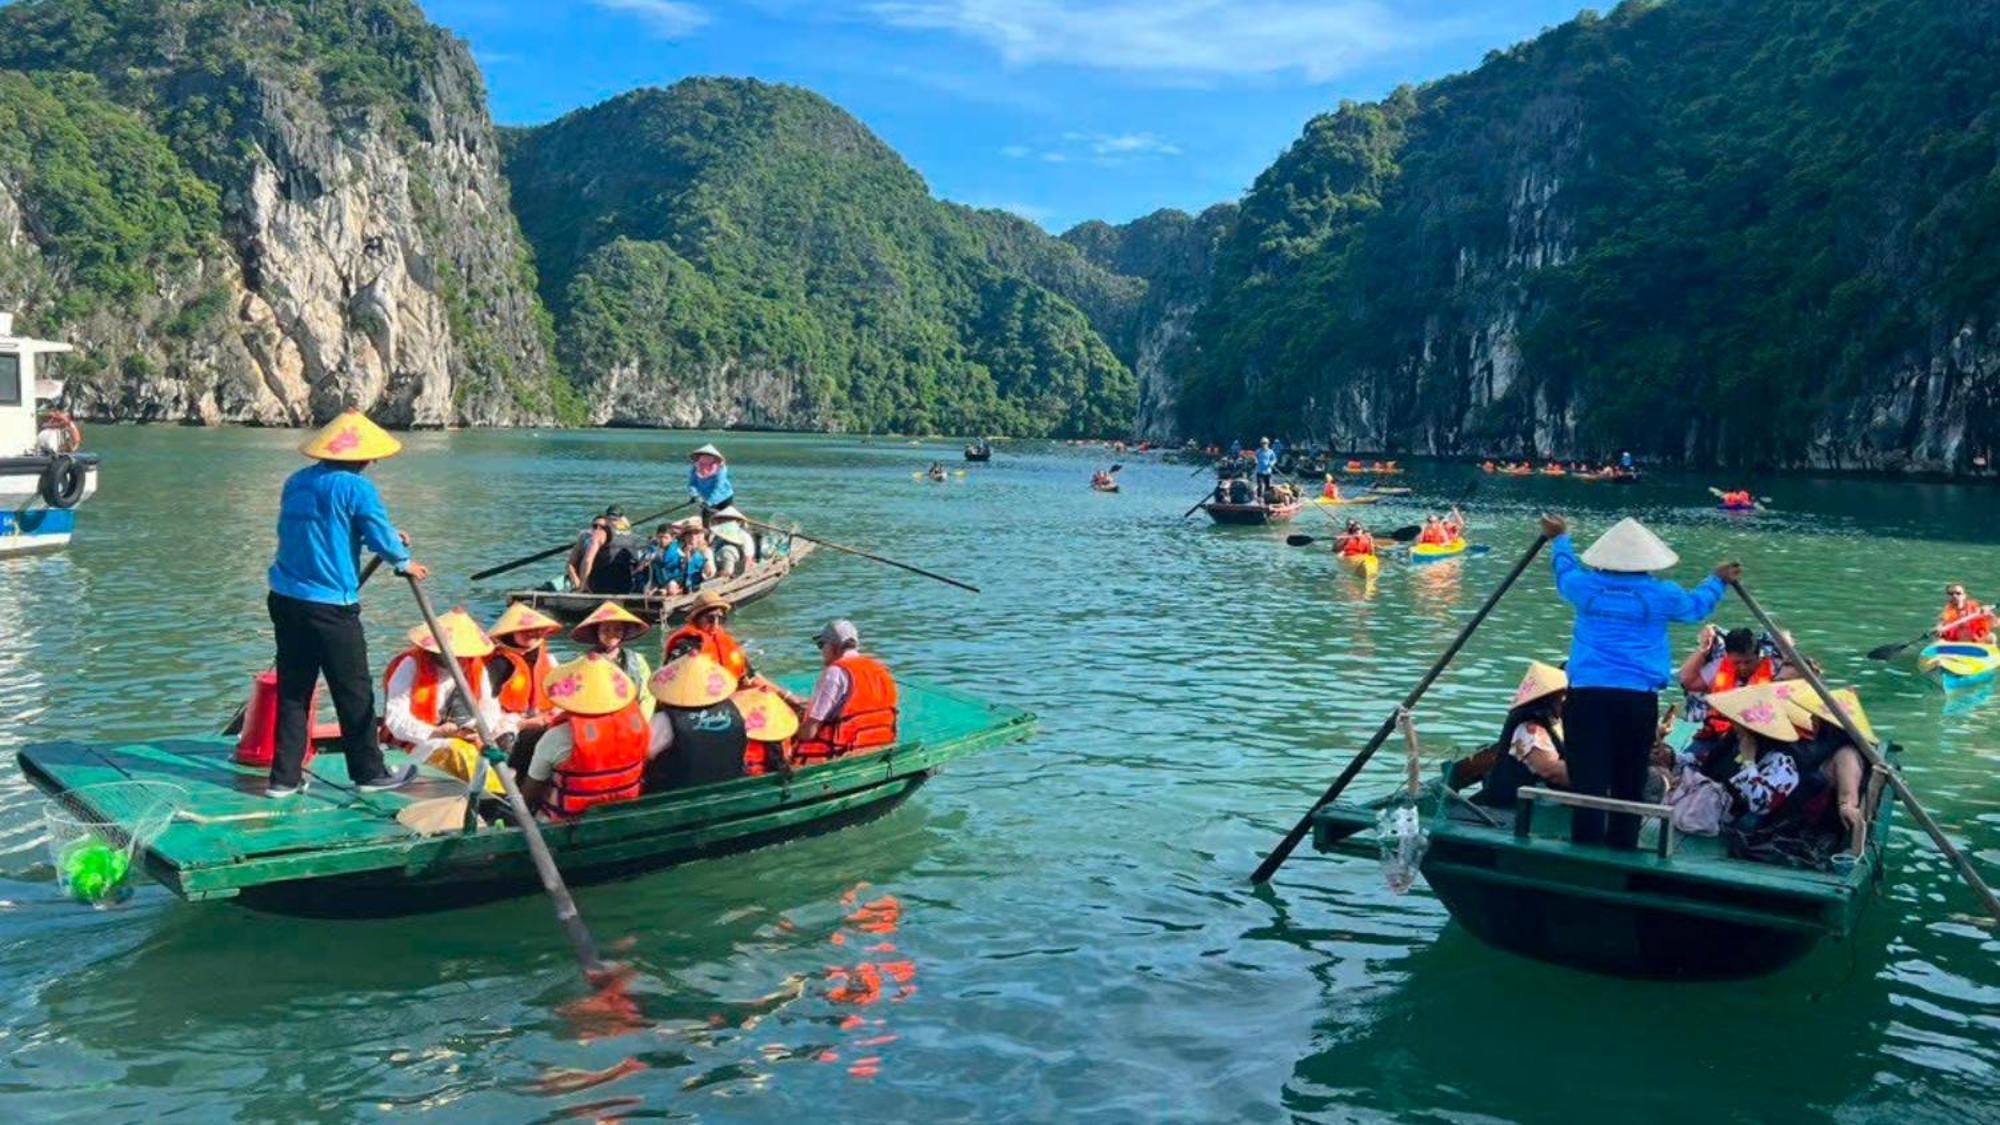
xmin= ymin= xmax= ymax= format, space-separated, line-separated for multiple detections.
xmin=1540 ymin=513 xmax=1736 ymax=847
xmin=265 ymin=410 xmax=430 ymax=798
xmin=1253 ymin=437 xmax=1278 ymax=501
xmin=688 ymin=443 xmax=735 ymax=512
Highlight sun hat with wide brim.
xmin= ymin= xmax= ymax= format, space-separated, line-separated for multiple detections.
xmin=689 ymin=443 xmax=725 ymax=461
xmin=1512 ymin=660 xmax=1569 ymax=708
xmin=489 ymin=603 xmax=563 ymax=644
xmin=1704 ymin=683 xmax=1800 ymax=742
xmin=648 ymin=653 xmax=739 ymax=708
xmin=689 ymin=589 xmax=732 ymax=619
xmin=408 ymin=608 xmax=496 ymax=658
xmin=569 ymin=601 xmax=652 ymax=645
xmin=708 ymin=504 xmax=748 ymax=523
xmin=300 ymin=408 xmax=402 ymax=462
xmin=1776 ymin=682 xmax=1878 ymax=744
xmin=731 ymin=686 xmax=799 ymax=742
xmin=544 ymin=653 xmax=640 ymax=717
xmin=1580 ymin=517 xmax=1680 ymax=573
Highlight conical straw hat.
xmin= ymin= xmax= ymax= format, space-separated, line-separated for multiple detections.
xmin=408 ymin=608 xmax=496 ymax=658
xmin=731 ymin=687 xmax=799 ymax=742
xmin=648 ymin=653 xmax=738 ymax=708
xmin=543 ymin=653 xmax=639 ymax=717
xmin=1580 ymin=517 xmax=1679 ymax=572
xmin=489 ymin=603 xmax=562 ymax=643
xmin=569 ymin=600 xmax=652 ymax=644
xmin=689 ymin=443 xmax=724 ymax=461
xmin=1704 ymin=683 xmax=1800 ymax=742
xmin=1512 ymin=660 xmax=1569 ymax=708
xmin=300 ymin=408 xmax=402 ymax=462
xmin=1777 ymin=682 xmax=1878 ymax=744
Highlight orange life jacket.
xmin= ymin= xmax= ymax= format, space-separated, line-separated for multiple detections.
xmin=795 ymin=653 xmax=899 ymax=762
xmin=1940 ymin=601 xmax=1994 ymax=643
xmin=381 ymin=649 xmax=489 ymax=747
xmin=493 ymin=647 xmax=546 ymax=715
xmin=549 ymin=702 xmax=649 ymax=817
xmin=663 ymin=623 xmax=750 ymax=681
xmin=1322 ymin=482 xmax=1338 ymax=499
xmin=1722 ymin=491 xmax=1751 ymax=507
xmin=1418 ymin=525 xmax=1448 ymax=545
xmin=1702 ymin=656 xmax=1774 ymax=738
xmin=1340 ymin=533 xmax=1374 ymax=556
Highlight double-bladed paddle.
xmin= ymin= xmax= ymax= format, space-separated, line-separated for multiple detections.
xmin=1285 ymin=526 xmax=1421 ymax=548
xmin=1867 ymin=609 xmax=1997 ymax=661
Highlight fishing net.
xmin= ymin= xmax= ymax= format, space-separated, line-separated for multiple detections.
xmin=44 ymin=781 xmax=184 ymax=908
xmin=1375 ymin=798 xmax=1427 ymax=894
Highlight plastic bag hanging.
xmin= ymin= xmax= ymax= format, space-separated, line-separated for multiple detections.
xmin=1376 ymin=708 xmax=1429 ymax=895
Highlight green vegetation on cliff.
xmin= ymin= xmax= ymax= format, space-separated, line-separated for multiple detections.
xmin=1180 ymin=0 xmax=2000 ymax=468
xmin=506 ymin=78 xmax=1135 ymax=436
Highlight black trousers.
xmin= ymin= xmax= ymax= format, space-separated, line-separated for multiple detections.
xmin=1564 ymin=687 xmax=1658 ymax=849
xmin=267 ymin=592 xmax=388 ymax=788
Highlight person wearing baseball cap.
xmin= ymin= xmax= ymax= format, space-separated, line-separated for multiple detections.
xmin=788 ymin=619 xmax=899 ymax=764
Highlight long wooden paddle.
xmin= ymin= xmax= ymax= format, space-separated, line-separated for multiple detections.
xmin=469 ymin=500 xmax=695 ymax=582
xmin=222 ymin=555 xmax=387 ymax=736
xmin=741 ymin=517 xmax=979 ymax=593
xmin=405 ymin=576 xmax=611 ymax=978
xmin=1285 ymin=526 xmax=1421 ymax=548
xmin=1867 ymin=609 xmax=1995 ymax=661
xmin=1730 ymin=580 xmax=2000 ymax=926
xmin=1251 ymin=532 xmax=1550 ymax=883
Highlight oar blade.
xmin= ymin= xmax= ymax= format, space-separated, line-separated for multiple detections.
xmin=396 ymin=794 xmax=472 ymax=836
xmin=1286 ymin=534 xmax=1317 ymax=547
xmin=1866 ymin=641 xmax=1909 ymax=661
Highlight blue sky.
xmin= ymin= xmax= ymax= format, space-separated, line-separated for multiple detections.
xmin=423 ymin=1 xmax=1589 ymax=232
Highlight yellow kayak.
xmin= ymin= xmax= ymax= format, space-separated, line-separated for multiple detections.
xmin=1409 ymin=538 xmax=1469 ymax=563
xmin=1337 ymin=552 xmax=1381 ymax=579
xmin=1313 ymin=494 xmax=1382 ymax=506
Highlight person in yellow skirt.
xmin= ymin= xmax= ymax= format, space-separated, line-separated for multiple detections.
xmin=265 ymin=409 xmax=430 ymax=798
xmin=380 ymin=608 xmax=510 ymax=793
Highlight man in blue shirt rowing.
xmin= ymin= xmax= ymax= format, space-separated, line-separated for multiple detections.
xmin=265 ymin=409 xmax=431 ymax=798
xmin=1539 ymin=513 xmax=1738 ymax=848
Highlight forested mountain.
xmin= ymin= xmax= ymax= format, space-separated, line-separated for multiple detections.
xmin=0 ymin=0 xmax=562 ymax=425
xmin=1170 ymin=0 xmax=2000 ymax=472
xmin=503 ymin=79 xmax=1135 ymax=436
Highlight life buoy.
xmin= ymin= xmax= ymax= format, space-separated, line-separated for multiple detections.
xmin=39 ymin=454 xmax=86 ymax=509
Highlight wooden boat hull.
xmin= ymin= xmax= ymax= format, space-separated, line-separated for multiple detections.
xmin=1918 ymin=641 xmax=2000 ymax=691
xmin=963 ymin=450 xmax=992 ymax=462
xmin=506 ymin=539 xmax=816 ymax=624
xmin=20 ymin=679 xmax=1033 ymax=918
xmin=1201 ymin=501 xmax=1304 ymax=525
xmin=1312 ymin=774 xmax=1891 ymax=980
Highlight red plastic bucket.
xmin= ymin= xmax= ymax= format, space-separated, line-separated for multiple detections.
xmin=233 ymin=671 xmax=328 ymax=767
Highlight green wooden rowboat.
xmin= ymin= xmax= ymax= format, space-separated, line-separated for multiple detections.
xmin=19 ymin=677 xmax=1032 ymax=917
xmin=1309 ymin=760 xmax=1894 ymax=980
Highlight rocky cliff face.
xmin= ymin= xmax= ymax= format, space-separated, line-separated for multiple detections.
xmin=0 ymin=0 xmax=561 ymax=427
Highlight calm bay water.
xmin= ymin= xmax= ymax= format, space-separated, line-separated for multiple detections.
xmin=2 ymin=427 xmax=1998 ymax=1122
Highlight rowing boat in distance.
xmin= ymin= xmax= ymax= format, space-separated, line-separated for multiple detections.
xmin=506 ymin=539 xmax=816 ymax=624
xmin=1201 ymin=499 xmax=1304 ymax=525
xmin=21 ymin=678 xmax=1033 ymax=917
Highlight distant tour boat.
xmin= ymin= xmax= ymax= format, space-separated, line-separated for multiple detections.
xmin=0 ymin=313 xmax=97 ymax=555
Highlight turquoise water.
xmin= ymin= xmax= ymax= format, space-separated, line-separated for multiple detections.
xmin=1 ymin=427 xmax=1997 ymax=1121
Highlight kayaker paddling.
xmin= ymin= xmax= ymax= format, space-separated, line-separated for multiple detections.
xmin=1938 ymin=584 xmax=1995 ymax=643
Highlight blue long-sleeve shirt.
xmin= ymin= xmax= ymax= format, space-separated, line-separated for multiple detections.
xmin=268 ymin=462 xmax=411 ymax=605
xmin=1550 ymin=533 xmax=1725 ymax=691
xmin=689 ymin=464 xmax=734 ymax=508
xmin=1254 ymin=447 xmax=1277 ymax=474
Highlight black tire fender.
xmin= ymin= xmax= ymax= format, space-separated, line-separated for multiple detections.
xmin=39 ymin=454 xmax=87 ymax=509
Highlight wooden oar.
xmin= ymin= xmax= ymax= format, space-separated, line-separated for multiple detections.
xmin=740 ymin=517 xmax=979 ymax=593
xmin=1251 ymin=532 xmax=1550 ymax=883
xmin=404 ymin=575 xmax=612 ymax=977
xmin=1730 ymin=580 xmax=2000 ymax=926
xmin=222 ymin=556 xmax=387 ymax=736
xmin=469 ymin=500 xmax=694 ymax=582
xmin=1284 ymin=526 xmax=1421 ymax=548
xmin=1868 ymin=610 xmax=1995 ymax=661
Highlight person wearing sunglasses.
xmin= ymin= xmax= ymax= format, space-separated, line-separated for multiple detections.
xmin=1938 ymin=585 xmax=1995 ymax=643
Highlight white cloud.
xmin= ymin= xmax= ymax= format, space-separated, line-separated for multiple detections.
xmin=593 ymin=0 xmax=710 ymax=38
xmin=1081 ymin=131 xmax=1180 ymax=156
xmin=974 ymin=201 xmax=1055 ymax=224
xmin=999 ymin=144 xmax=1033 ymax=158
xmin=864 ymin=0 xmax=1453 ymax=82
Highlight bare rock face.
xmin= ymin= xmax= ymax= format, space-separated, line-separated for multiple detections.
xmin=590 ymin=359 xmax=832 ymax=431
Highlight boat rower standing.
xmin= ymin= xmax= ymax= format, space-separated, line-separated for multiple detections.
xmin=265 ymin=409 xmax=429 ymax=799
xmin=688 ymin=443 xmax=735 ymax=514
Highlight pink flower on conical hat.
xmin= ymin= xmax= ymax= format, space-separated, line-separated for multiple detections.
xmin=707 ymin=672 xmax=728 ymax=697
xmin=614 ymin=675 xmax=631 ymax=699
xmin=547 ymin=673 xmax=582 ymax=700
xmin=744 ymin=710 xmax=768 ymax=734
xmin=325 ymin=426 xmax=361 ymax=454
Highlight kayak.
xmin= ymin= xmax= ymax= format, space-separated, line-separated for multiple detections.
xmin=1338 ymin=552 xmax=1381 ymax=580
xmin=1313 ymin=495 xmax=1381 ymax=506
xmin=1717 ymin=503 xmax=1756 ymax=513
xmin=1918 ymin=641 xmax=2000 ymax=691
xmin=1409 ymin=538 xmax=1469 ymax=563
xmin=1368 ymin=486 xmax=1413 ymax=497
xmin=1091 ymin=482 xmax=1120 ymax=493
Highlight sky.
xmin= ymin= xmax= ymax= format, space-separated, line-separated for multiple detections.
xmin=422 ymin=1 xmax=1591 ymax=232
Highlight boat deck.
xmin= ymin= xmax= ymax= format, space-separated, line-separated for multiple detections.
xmin=20 ymin=676 xmax=1032 ymax=907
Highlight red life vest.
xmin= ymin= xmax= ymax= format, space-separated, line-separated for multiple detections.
xmin=381 ymin=649 xmax=488 ymax=748
xmin=795 ymin=654 xmax=899 ymax=762
xmin=493 ymin=647 xmax=546 ymax=715
xmin=1702 ymin=656 xmax=1774 ymax=738
xmin=549 ymin=702 xmax=649 ymax=817
xmin=663 ymin=624 xmax=750 ymax=681
xmin=1339 ymin=533 xmax=1374 ymax=556
xmin=1940 ymin=601 xmax=1994 ymax=643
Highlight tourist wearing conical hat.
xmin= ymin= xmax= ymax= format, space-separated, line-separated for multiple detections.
xmin=1474 ymin=660 xmax=1571 ymax=809
xmin=688 ymin=442 xmax=735 ymax=513
xmin=705 ymin=504 xmax=758 ymax=579
xmin=488 ymin=603 xmax=564 ymax=765
xmin=1768 ymin=682 xmax=1874 ymax=843
xmin=644 ymin=653 xmax=749 ymax=791
xmin=1702 ymin=683 xmax=1805 ymax=828
xmin=264 ymin=408 xmax=430 ymax=799
xmin=1540 ymin=513 xmax=1736 ymax=848
xmin=519 ymin=653 xmax=656 ymax=818
xmin=381 ymin=609 xmax=511 ymax=794
xmin=572 ymin=601 xmax=654 ymax=719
